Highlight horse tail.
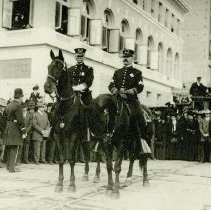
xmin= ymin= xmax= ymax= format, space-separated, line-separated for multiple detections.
xmin=139 ymin=154 xmax=148 ymax=171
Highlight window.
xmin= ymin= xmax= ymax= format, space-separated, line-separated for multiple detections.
xmin=80 ymin=0 xmax=95 ymax=44
xmin=158 ymin=42 xmax=164 ymax=73
xmin=2 ymin=0 xmax=34 ymax=30
xmin=134 ymin=28 xmax=143 ymax=64
xmin=147 ymin=36 xmax=155 ymax=69
xmin=174 ymin=53 xmax=180 ymax=79
xmin=102 ymin=9 xmax=114 ymax=52
xmin=146 ymin=91 xmax=151 ymax=99
xmin=171 ymin=14 xmax=175 ymax=32
xmin=120 ymin=19 xmax=130 ymax=52
xmin=157 ymin=94 xmax=161 ymax=101
xmin=55 ymin=1 xmax=69 ymax=35
xmin=151 ymin=0 xmax=155 ymax=16
xmin=158 ymin=2 xmax=162 ymax=22
xmin=167 ymin=48 xmax=173 ymax=79
xmin=165 ymin=9 xmax=169 ymax=27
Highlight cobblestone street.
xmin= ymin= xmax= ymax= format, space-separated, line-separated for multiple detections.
xmin=0 ymin=160 xmax=211 ymax=210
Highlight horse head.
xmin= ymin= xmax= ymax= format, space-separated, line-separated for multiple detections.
xmin=44 ymin=49 xmax=67 ymax=95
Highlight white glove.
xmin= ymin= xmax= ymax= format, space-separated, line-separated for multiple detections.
xmin=72 ymin=84 xmax=85 ymax=91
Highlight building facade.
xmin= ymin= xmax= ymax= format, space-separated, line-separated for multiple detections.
xmin=182 ymin=0 xmax=211 ymax=88
xmin=0 ymin=0 xmax=188 ymax=106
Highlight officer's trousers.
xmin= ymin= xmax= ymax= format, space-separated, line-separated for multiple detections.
xmin=4 ymin=145 xmax=18 ymax=171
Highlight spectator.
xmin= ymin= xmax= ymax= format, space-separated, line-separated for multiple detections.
xmin=29 ymin=85 xmax=43 ymax=105
xmin=22 ymin=101 xmax=35 ymax=164
xmin=32 ymin=102 xmax=50 ymax=164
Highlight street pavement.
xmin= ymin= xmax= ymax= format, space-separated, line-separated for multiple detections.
xmin=0 ymin=160 xmax=211 ymax=210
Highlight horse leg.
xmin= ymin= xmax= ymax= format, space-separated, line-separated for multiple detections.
xmin=82 ymin=141 xmax=90 ymax=181
xmin=125 ymin=154 xmax=135 ymax=187
xmin=112 ymin=147 xmax=124 ymax=199
xmin=55 ymin=163 xmax=64 ymax=192
xmin=68 ymin=134 xmax=77 ymax=192
xmin=139 ymin=155 xmax=149 ymax=186
xmin=93 ymin=152 xmax=101 ymax=183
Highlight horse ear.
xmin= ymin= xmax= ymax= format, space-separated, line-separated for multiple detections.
xmin=50 ymin=50 xmax=55 ymax=60
xmin=59 ymin=49 xmax=64 ymax=61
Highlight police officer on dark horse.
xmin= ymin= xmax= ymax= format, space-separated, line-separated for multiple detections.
xmin=44 ymin=49 xmax=94 ymax=192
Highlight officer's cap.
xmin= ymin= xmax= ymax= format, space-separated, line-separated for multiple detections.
xmin=27 ymin=101 xmax=35 ymax=109
xmin=74 ymin=48 xmax=86 ymax=56
xmin=121 ymin=49 xmax=135 ymax=58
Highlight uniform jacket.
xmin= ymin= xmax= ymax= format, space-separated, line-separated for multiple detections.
xmin=0 ymin=111 xmax=6 ymax=138
xmin=3 ymin=100 xmax=24 ymax=146
xmin=199 ymin=118 xmax=211 ymax=142
xmin=189 ymin=82 xmax=207 ymax=96
xmin=68 ymin=63 xmax=94 ymax=105
xmin=32 ymin=111 xmax=50 ymax=141
xmin=108 ymin=66 xmax=144 ymax=100
xmin=154 ymin=119 xmax=165 ymax=142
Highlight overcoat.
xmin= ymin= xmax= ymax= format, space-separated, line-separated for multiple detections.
xmin=3 ymin=100 xmax=24 ymax=146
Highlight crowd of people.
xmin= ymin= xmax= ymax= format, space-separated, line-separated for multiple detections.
xmin=153 ymin=108 xmax=211 ymax=163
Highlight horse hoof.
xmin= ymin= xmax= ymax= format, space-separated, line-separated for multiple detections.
xmin=55 ymin=185 xmax=63 ymax=193
xmin=111 ymin=191 xmax=120 ymax=199
xmin=93 ymin=175 xmax=100 ymax=183
xmin=82 ymin=174 xmax=89 ymax=181
xmin=68 ymin=185 xmax=76 ymax=192
xmin=143 ymin=180 xmax=150 ymax=187
xmin=124 ymin=177 xmax=132 ymax=187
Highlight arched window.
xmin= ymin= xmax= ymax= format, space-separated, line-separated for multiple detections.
xmin=166 ymin=48 xmax=173 ymax=78
xmin=102 ymin=9 xmax=115 ymax=51
xmin=174 ymin=53 xmax=180 ymax=79
xmin=151 ymin=0 xmax=155 ymax=16
xmin=133 ymin=0 xmax=138 ymax=5
xmin=158 ymin=42 xmax=164 ymax=73
xmin=147 ymin=36 xmax=155 ymax=69
xmin=120 ymin=19 xmax=130 ymax=52
xmin=81 ymin=0 xmax=95 ymax=43
xmin=135 ymin=28 xmax=143 ymax=63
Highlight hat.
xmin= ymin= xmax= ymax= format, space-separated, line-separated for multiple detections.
xmin=203 ymin=109 xmax=211 ymax=114
xmin=74 ymin=48 xmax=86 ymax=55
xmin=27 ymin=101 xmax=35 ymax=109
xmin=37 ymin=101 xmax=45 ymax=107
xmin=33 ymin=85 xmax=39 ymax=90
xmin=0 ymin=98 xmax=7 ymax=107
xmin=121 ymin=49 xmax=135 ymax=58
xmin=14 ymin=88 xmax=24 ymax=98
xmin=154 ymin=110 xmax=162 ymax=116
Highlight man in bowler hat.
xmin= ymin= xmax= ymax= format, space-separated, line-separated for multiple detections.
xmin=3 ymin=88 xmax=26 ymax=172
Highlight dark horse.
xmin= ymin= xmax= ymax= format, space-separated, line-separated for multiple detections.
xmin=44 ymin=50 xmax=88 ymax=192
xmin=88 ymin=94 xmax=150 ymax=198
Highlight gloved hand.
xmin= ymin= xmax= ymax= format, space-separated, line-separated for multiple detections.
xmin=111 ymin=88 xmax=118 ymax=95
xmin=72 ymin=84 xmax=85 ymax=92
xmin=121 ymin=88 xmax=135 ymax=95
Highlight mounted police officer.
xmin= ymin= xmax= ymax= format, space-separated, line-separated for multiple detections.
xmin=68 ymin=48 xmax=94 ymax=166
xmin=3 ymin=88 xmax=26 ymax=172
xmin=68 ymin=48 xmax=94 ymax=106
xmin=109 ymin=49 xmax=146 ymax=138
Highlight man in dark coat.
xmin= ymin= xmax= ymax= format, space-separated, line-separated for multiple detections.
xmin=68 ymin=48 xmax=94 ymax=106
xmin=68 ymin=48 xmax=94 ymax=164
xmin=108 ymin=49 xmax=146 ymax=138
xmin=189 ymin=77 xmax=207 ymax=96
xmin=3 ymin=88 xmax=26 ymax=172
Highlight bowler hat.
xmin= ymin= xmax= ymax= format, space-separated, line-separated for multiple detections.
xmin=121 ymin=49 xmax=135 ymax=58
xmin=14 ymin=88 xmax=24 ymax=98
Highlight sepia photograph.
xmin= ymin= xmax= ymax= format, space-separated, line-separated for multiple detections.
xmin=0 ymin=0 xmax=211 ymax=209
